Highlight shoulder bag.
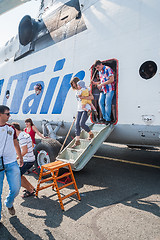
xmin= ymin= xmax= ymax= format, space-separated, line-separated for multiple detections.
xmin=0 ymin=126 xmax=8 ymax=171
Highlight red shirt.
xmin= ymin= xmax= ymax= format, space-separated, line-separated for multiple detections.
xmin=25 ymin=126 xmax=36 ymax=144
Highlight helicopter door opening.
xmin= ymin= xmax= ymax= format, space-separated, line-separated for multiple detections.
xmin=90 ymin=59 xmax=118 ymax=124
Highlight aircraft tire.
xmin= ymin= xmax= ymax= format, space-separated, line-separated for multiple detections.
xmin=34 ymin=138 xmax=61 ymax=175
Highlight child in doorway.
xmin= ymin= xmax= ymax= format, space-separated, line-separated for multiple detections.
xmin=77 ymin=80 xmax=98 ymax=116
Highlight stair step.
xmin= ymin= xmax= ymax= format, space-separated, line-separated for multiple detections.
xmin=38 ymin=183 xmax=54 ymax=190
xmin=91 ymin=124 xmax=107 ymax=131
xmin=80 ymin=130 xmax=99 ymax=139
xmin=56 ymin=172 xmax=71 ymax=180
xmin=57 ymin=148 xmax=83 ymax=161
xmin=72 ymin=139 xmax=91 ymax=149
xmin=57 ymin=124 xmax=114 ymax=171
xmin=58 ymin=181 xmax=74 ymax=190
xmin=36 ymin=161 xmax=81 ymax=210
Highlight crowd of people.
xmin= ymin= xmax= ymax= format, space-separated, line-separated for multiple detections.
xmin=0 ymin=59 xmax=116 ymax=223
xmin=0 ymin=107 xmax=47 ymax=224
xmin=70 ymin=60 xmax=116 ymax=148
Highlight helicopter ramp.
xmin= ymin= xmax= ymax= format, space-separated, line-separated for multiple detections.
xmin=56 ymin=124 xmax=114 ymax=171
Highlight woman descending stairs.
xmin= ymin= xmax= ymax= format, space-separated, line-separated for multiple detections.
xmin=56 ymin=124 xmax=114 ymax=171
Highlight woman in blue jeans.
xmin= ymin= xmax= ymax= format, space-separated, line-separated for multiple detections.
xmin=70 ymin=77 xmax=94 ymax=148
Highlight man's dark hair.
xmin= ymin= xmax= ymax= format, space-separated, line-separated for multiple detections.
xmin=0 ymin=105 xmax=10 ymax=114
xmin=94 ymin=60 xmax=102 ymax=67
xmin=12 ymin=122 xmax=21 ymax=131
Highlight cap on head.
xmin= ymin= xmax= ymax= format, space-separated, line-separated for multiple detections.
xmin=77 ymin=80 xmax=86 ymax=89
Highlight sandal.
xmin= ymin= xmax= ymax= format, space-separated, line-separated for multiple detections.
xmin=71 ymin=140 xmax=80 ymax=148
xmin=22 ymin=190 xmax=35 ymax=198
xmin=93 ymin=110 xmax=98 ymax=116
xmin=88 ymin=132 xmax=94 ymax=140
xmin=87 ymin=110 xmax=91 ymax=116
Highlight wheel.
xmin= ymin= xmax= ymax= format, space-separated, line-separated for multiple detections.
xmin=34 ymin=138 xmax=61 ymax=175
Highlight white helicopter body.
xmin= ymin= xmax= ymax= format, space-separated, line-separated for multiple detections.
xmin=0 ymin=0 xmax=159 ymax=147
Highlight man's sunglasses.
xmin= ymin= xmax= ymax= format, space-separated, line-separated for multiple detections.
xmin=3 ymin=113 xmax=10 ymax=116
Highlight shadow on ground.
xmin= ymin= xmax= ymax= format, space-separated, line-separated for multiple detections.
xmin=21 ymin=143 xmax=160 ymax=227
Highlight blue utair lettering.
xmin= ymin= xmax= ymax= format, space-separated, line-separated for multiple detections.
xmin=52 ymin=74 xmax=73 ymax=114
xmin=40 ymin=58 xmax=66 ymax=114
xmin=0 ymin=79 xmax=4 ymax=95
xmin=40 ymin=77 xmax=59 ymax=114
xmin=52 ymin=70 xmax=85 ymax=114
xmin=2 ymin=58 xmax=86 ymax=115
xmin=53 ymin=58 xmax=65 ymax=72
xmin=22 ymin=81 xmax=44 ymax=114
xmin=74 ymin=71 xmax=85 ymax=81
xmin=3 ymin=65 xmax=46 ymax=114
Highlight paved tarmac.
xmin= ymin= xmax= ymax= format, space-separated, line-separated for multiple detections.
xmin=1 ymin=143 xmax=160 ymax=240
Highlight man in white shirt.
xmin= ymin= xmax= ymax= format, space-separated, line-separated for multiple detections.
xmin=0 ymin=105 xmax=23 ymax=223
xmin=12 ymin=122 xmax=35 ymax=198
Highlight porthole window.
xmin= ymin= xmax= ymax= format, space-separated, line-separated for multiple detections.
xmin=5 ymin=90 xmax=10 ymax=99
xmin=139 ymin=61 xmax=157 ymax=80
xmin=34 ymin=83 xmax=42 ymax=95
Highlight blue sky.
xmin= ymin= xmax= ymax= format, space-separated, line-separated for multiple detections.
xmin=0 ymin=0 xmax=40 ymax=47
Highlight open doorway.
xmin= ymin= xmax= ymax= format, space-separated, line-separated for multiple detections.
xmin=90 ymin=59 xmax=118 ymax=124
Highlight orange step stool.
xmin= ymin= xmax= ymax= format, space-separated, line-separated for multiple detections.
xmin=35 ymin=161 xmax=81 ymax=210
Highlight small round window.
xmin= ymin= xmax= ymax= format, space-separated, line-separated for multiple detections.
xmin=5 ymin=90 xmax=10 ymax=99
xmin=139 ymin=61 xmax=157 ymax=80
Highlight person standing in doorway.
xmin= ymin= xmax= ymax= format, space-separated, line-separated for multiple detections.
xmin=0 ymin=105 xmax=23 ymax=223
xmin=91 ymin=71 xmax=103 ymax=122
xmin=94 ymin=60 xmax=115 ymax=124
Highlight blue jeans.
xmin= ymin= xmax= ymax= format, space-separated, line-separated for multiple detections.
xmin=0 ymin=161 xmax=21 ymax=220
xmin=99 ymin=91 xmax=114 ymax=121
xmin=76 ymin=111 xmax=90 ymax=136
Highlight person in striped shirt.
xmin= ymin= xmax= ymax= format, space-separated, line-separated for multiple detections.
xmin=94 ymin=60 xmax=115 ymax=124
xmin=12 ymin=123 xmax=35 ymax=198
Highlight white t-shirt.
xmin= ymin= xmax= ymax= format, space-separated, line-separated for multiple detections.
xmin=0 ymin=124 xmax=17 ymax=165
xmin=76 ymin=87 xmax=91 ymax=112
xmin=18 ymin=132 xmax=35 ymax=162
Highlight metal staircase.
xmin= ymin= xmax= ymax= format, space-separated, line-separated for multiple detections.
xmin=56 ymin=123 xmax=114 ymax=171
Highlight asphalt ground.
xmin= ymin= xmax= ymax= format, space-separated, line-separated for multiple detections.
xmin=0 ymin=143 xmax=160 ymax=240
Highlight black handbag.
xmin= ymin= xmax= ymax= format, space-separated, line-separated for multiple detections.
xmin=0 ymin=156 xmax=4 ymax=172
xmin=0 ymin=127 xmax=8 ymax=172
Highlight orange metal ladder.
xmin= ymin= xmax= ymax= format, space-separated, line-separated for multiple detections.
xmin=35 ymin=161 xmax=81 ymax=210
